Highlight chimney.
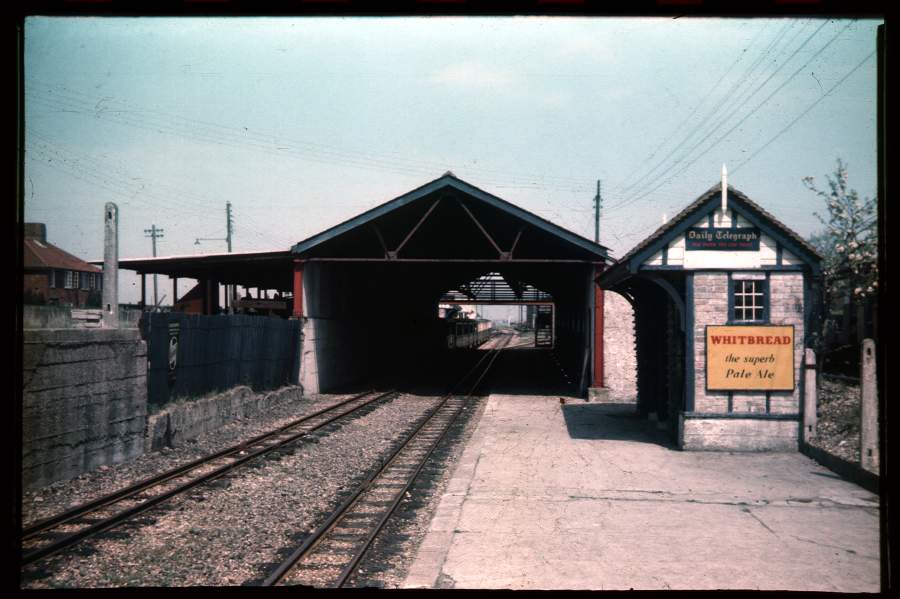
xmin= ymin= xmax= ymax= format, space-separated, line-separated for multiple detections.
xmin=24 ymin=223 xmax=47 ymax=243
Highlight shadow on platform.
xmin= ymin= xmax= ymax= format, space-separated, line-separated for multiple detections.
xmin=561 ymin=403 xmax=675 ymax=447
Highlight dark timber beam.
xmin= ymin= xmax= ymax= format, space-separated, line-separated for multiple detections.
xmin=390 ymin=198 xmax=441 ymax=259
xmin=456 ymin=199 xmax=503 ymax=257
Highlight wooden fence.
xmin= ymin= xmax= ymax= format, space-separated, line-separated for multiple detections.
xmin=142 ymin=312 xmax=301 ymax=407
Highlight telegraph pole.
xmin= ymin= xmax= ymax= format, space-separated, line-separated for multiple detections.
xmin=226 ymin=202 xmax=233 ymax=309
xmin=593 ymin=180 xmax=602 ymax=244
xmin=194 ymin=203 xmax=235 ymax=310
xmin=144 ymin=224 xmax=164 ymax=307
xmin=226 ymin=201 xmax=233 ymax=253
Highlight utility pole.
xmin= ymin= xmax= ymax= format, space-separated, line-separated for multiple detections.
xmin=195 ymin=202 xmax=235 ymax=311
xmin=226 ymin=202 xmax=233 ymax=309
xmin=144 ymin=224 xmax=164 ymax=307
xmin=593 ymin=180 xmax=602 ymax=244
xmin=226 ymin=201 xmax=233 ymax=253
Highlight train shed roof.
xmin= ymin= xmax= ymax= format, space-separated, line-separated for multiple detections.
xmin=291 ymin=172 xmax=610 ymax=263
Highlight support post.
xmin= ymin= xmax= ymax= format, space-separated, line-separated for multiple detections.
xmin=140 ymin=274 xmax=146 ymax=311
xmin=593 ymin=277 xmax=604 ymax=388
xmin=173 ymin=277 xmax=178 ymax=307
xmin=587 ymin=264 xmax=610 ymax=402
xmin=292 ymin=260 xmax=304 ymax=318
xmin=860 ymin=339 xmax=878 ymax=473
xmin=803 ymin=348 xmax=817 ymax=442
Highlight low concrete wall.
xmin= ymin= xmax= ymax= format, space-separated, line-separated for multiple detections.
xmin=22 ymin=329 xmax=148 ymax=491
xmin=144 ymin=385 xmax=304 ymax=451
xmin=679 ymin=415 xmax=799 ymax=451
xmin=23 ymin=305 xmax=143 ymax=329
xmin=300 ymin=317 xmax=373 ymax=395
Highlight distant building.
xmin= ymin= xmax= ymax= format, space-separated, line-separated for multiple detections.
xmin=23 ymin=223 xmax=103 ymax=307
xmin=173 ymin=283 xmax=204 ymax=314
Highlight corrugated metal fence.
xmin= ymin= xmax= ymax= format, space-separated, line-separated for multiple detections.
xmin=142 ymin=312 xmax=301 ymax=406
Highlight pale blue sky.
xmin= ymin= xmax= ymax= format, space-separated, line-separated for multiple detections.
xmin=24 ymin=16 xmax=881 ymax=305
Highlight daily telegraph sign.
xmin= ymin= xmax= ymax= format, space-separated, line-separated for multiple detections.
xmin=686 ymin=227 xmax=760 ymax=251
xmin=706 ymin=325 xmax=794 ymax=391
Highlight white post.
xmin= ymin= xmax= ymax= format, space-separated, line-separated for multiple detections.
xmin=860 ymin=339 xmax=878 ymax=473
xmin=803 ymin=348 xmax=817 ymax=442
xmin=102 ymin=203 xmax=119 ymax=329
xmin=721 ymin=164 xmax=728 ymax=215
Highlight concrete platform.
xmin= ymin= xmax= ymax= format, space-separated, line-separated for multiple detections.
xmin=403 ymin=395 xmax=881 ymax=591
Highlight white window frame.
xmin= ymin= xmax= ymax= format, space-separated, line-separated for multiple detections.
xmin=733 ymin=279 xmax=766 ymax=323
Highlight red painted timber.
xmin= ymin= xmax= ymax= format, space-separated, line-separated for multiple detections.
xmin=292 ymin=261 xmax=304 ymax=318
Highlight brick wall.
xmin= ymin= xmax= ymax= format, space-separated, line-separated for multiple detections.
xmin=767 ymin=272 xmax=804 ymax=414
xmin=22 ymin=329 xmax=148 ymax=491
xmin=691 ymin=272 xmax=804 ymax=415
xmin=692 ymin=273 xmax=730 ymax=413
xmin=603 ymin=291 xmax=637 ymax=402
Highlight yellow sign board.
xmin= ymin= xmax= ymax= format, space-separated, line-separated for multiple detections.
xmin=706 ymin=325 xmax=795 ymax=391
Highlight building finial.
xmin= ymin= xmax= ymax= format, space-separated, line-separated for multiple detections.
xmin=721 ymin=164 xmax=728 ymax=214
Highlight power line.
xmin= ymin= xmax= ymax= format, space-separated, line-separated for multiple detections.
xmin=610 ymin=20 xmax=854 ymax=212
xmin=611 ymin=20 xmax=828 ymax=208
xmin=731 ymin=49 xmax=877 ymax=175
xmin=613 ymin=19 xmax=799 ymax=198
xmin=610 ymin=19 xmax=771 ymax=193
xmin=25 ymin=78 xmax=596 ymax=193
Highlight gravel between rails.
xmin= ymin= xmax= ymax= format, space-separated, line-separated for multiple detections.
xmin=21 ymin=393 xmax=445 ymax=588
xmin=347 ymin=394 xmax=489 ymax=589
xmin=21 ymin=389 xmax=349 ymax=530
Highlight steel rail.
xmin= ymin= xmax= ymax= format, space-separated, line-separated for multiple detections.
xmin=21 ymin=389 xmax=399 ymax=566
xmin=333 ymin=335 xmax=509 ymax=587
xmin=262 ymin=333 xmax=511 ymax=587
xmin=22 ymin=389 xmax=384 ymax=540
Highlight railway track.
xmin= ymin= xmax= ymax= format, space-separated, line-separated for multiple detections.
xmin=21 ymin=388 xmax=400 ymax=567
xmin=262 ymin=333 xmax=512 ymax=587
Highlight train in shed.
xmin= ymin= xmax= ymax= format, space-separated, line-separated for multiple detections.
xmin=445 ymin=317 xmax=493 ymax=349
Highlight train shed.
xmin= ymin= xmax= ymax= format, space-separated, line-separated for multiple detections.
xmin=115 ymin=173 xmax=613 ymax=396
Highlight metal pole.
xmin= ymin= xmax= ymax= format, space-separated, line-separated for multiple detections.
xmin=144 ymin=224 xmax=163 ymax=307
xmin=594 ymin=180 xmax=602 ymax=244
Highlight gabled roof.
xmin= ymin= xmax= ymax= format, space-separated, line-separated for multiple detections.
xmin=175 ymin=283 xmax=203 ymax=304
xmin=602 ymin=182 xmax=822 ymax=285
xmin=24 ymin=238 xmax=102 ymax=273
xmin=291 ymin=172 xmax=610 ymax=261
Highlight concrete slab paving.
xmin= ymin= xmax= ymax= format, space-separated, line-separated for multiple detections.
xmin=402 ymin=395 xmax=880 ymax=591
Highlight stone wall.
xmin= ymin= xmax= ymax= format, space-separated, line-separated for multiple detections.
xmin=23 ymin=305 xmax=142 ymax=329
xmin=603 ymin=292 xmax=637 ymax=402
xmin=144 ymin=385 xmax=304 ymax=451
xmin=679 ymin=416 xmax=799 ymax=451
xmin=22 ymin=329 xmax=148 ymax=491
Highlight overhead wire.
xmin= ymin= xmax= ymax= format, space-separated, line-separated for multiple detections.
xmin=608 ymin=19 xmax=826 ymax=209
xmin=612 ymin=19 xmax=798 ymax=199
xmin=607 ymin=20 xmax=854 ymax=213
xmin=25 ymin=77 xmax=598 ymax=193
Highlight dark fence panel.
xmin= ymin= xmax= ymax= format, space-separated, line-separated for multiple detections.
xmin=143 ymin=312 xmax=301 ymax=407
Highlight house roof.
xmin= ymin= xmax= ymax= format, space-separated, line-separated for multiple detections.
xmin=602 ymin=182 xmax=822 ymax=285
xmin=24 ymin=238 xmax=102 ymax=273
xmin=175 ymin=283 xmax=203 ymax=304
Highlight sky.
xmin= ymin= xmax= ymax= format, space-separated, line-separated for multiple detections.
xmin=23 ymin=16 xmax=882 ymax=306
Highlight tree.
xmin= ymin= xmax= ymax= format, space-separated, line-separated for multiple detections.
xmin=804 ymin=159 xmax=878 ymax=365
